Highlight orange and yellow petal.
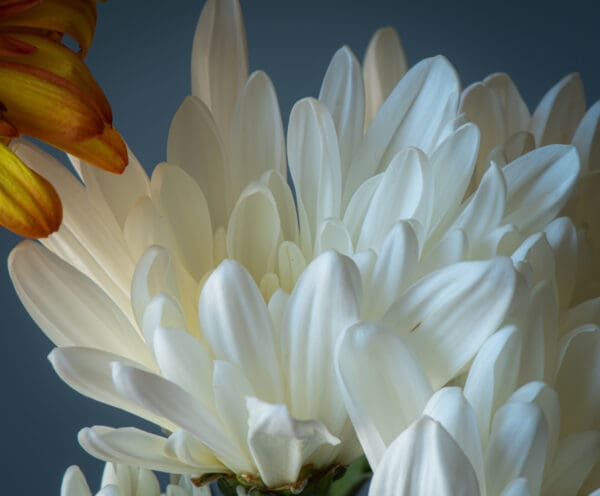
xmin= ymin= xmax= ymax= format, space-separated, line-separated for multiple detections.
xmin=62 ymin=122 xmax=127 ymax=173
xmin=0 ymin=0 xmax=97 ymax=55
xmin=0 ymin=141 xmax=61 ymax=237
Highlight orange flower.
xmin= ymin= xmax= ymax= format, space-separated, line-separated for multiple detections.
xmin=0 ymin=0 xmax=128 ymax=238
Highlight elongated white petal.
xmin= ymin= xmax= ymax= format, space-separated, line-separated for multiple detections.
xmin=501 ymin=478 xmax=532 ymax=496
xmin=503 ymin=145 xmax=580 ymax=235
xmin=561 ymin=298 xmax=600 ymax=333
xmin=153 ymin=327 xmax=214 ymax=411
xmin=572 ymin=100 xmax=600 ymax=173
xmin=464 ymin=326 xmax=522 ymax=445
xmin=199 ymin=259 xmax=282 ymax=402
xmin=142 ymin=293 xmax=186 ymax=347
xmin=61 ymin=466 xmax=92 ymax=496
xmin=167 ymin=96 xmax=227 ymax=228
xmin=418 ymin=229 xmax=468 ymax=277
xmin=485 ymin=73 xmax=531 ymax=133
xmin=363 ymin=27 xmax=407 ymax=128
xmin=72 ymin=146 xmax=150 ymax=230
xmin=485 ymin=402 xmax=549 ymax=496
xmin=383 ymin=257 xmax=516 ymax=388
xmin=228 ymin=71 xmax=286 ymax=207
xmin=151 ymin=163 xmax=213 ymax=279
xmin=283 ymin=251 xmax=361 ymax=436
xmin=261 ymin=170 xmax=299 ymax=244
xmin=369 ymin=416 xmax=480 ymax=496
xmin=319 ymin=46 xmax=365 ymax=178
xmin=451 ymin=162 xmax=507 ymax=243
xmin=111 ymin=362 xmax=250 ymax=472
xmin=356 ymin=147 xmax=431 ymax=251
xmin=226 ymin=183 xmax=281 ymax=282
xmin=315 ymin=218 xmax=353 ymax=257
xmin=555 ymin=326 xmax=600 ymax=435
xmin=423 ymin=388 xmax=485 ymax=494
xmin=277 ymin=241 xmax=307 ymax=293
xmin=542 ymin=431 xmax=600 ymax=496
xmin=48 ymin=347 xmax=170 ymax=430
xmin=345 ymin=55 xmax=459 ymax=204
xmin=164 ymin=430 xmax=225 ymax=472
xmin=78 ymin=427 xmax=203 ymax=475
xmin=343 ymin=173 xmax=382 ymax=245
xmin=190 ymin=0 xmax=248 ymax=135
xmin=429 ymin=123 xmax=480 ymax=233
xmin=508 ymin=381 xmax=560 ymax=471
xmin=362 ymin=221 xmax=419 ymax=320
xmin=9 ymin=241 xmax=149 ymax=365
xmin=246 ymin=398 xmax=340 ymax=488
xmin=531 ymin=73 xmax=586 ymax=146
xmin=213 ymin=360 xmax=255 ymax=458
xmin=288 ymin=97 xmax=342 ymax=248
xmin=545 ymin=217 xmax=577 ymax=311
xmin=335 ymin=321 xmax=433 ymax=468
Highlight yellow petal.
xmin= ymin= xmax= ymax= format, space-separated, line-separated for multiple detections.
xmin=0 ymin=0 xmax=98 ymax=56
xmin=0 ymin=141 xmax=61 ymax=237
xmin=62 ymin=123 xmax=128 ymax=173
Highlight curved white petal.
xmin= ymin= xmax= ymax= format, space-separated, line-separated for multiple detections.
xmin=319 ymin=46 xmax=365 ymax=178
xmin=363 ymin=27 xmax=407 ymax=128
xmin=500 ymin=478 xmax=532 ymax=496
xmin=190 ymin=0 xmax=248 ymax=135
xmin=572 ymin=100 xmax=600 ymax=173
xmin=485 ymin=402 xmax=549 ymax=496
xmin=282 ymin=251 xmax=361 ymax=436
xmin=246 ymin=397 xmax=340 ymax=488
xmin=544 ymin=217 xmax=577 ymax=311
xmin=199 ymin=259 xmax=283 ymax=402
xmin=335 ymin=321 xmax=433 ymax=468
xmin=166 ymin=96 xmax=227 ymax=228
xmin=61 ymin=466 xmax=92 ymax=496
xmin=369 ymin=416 xmax=480 ymax=496
xmin=383 ymin=257 xmax=517 ymax=388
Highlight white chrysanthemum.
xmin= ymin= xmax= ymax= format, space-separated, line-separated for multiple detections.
xmin=6 ymin=0 xmax=596 ymax=493
xmin=60 ymin=463 xmax=210 ymax=496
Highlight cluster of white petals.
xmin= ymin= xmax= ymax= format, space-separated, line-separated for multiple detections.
xmin=7 ymin=0 xmax=600 ymax=494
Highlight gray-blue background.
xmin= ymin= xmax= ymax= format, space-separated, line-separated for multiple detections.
xmin=1 ymin=0 xmax=599 ymax=492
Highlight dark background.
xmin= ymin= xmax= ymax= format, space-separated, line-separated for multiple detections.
xmin=1 ymin=0 xmax=599 ymax=492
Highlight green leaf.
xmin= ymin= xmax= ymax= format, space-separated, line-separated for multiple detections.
xmin=327 ymin=456 xmax=371 ymax=496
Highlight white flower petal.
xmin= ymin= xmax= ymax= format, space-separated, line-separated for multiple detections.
xmin=544 ymin=217 xmax=578 ymax=311
xmin=9 ymin=241 xmax=149 ymax=365
xmin=315 ymin=217 xmax=353 ymax=257
xmin=277 ymin=241 xmax=307 ymax=294
xmin=363 ymin=27 xmax=407 ymax=129
xmin=423 ymin=388 xmax=485 ymax=494
xmin=282 ymin=251 xmax=361 ymax=436
xmin=418 ymin=229 xmax=468 ymax=278
xmin=261 ymin=170 xmax=299 ymax=244
xmin=464 ymin=326 xmax=522 ymax=445
xmin=369 ymin=416 xmax=480 ymax=496
xmin=451 ymin=162 xmax=507 ymax=244
xmin=508 ymin=381 xmax=560 ymax=470
xmin=503 ymin=145 xmax=580 ymax=235
xmin=501 ymin=478 xmax=532 ymax=496
xmin=335 ymin=321 xmax=433 ymax=469
xmin=383 ymin=257 xmax=517 ymax=388
xmin=164 ymin=430 xmax=226 ymax=472
xmin=228 ymin=71 xmax=286 ymax=208
xmin=319 ymin=46 xmax=365 ymax=178
xmin=362 ymin=221 xmax=419 ymax=320
xmin=199 ymin=260 xmax=283 ymax=402
xmin=142 ymin=293 xmax=186 ymax=347
xmin=542 ymin=431 xmax=600 ymax=496
xmin=48 ymin=347 xmax=170 ymax=430
xmin=212 ymin=360 xmax=255 ymax=458
xmin=555 ymin=326 xmax=600 ymax=435
xmin=485 ymin=402 xmax=549 ymax=496
xmin=561 ymin=297 xmax=600 ymax=333
xmin=531 ymin=73 xmax=586 ymax=146
xmin=428 ymin=123 xmax=480 ymax=234
xmin=78 ymin=426 xmax=202 ymax=475
xmin=167 ymin=96 xmax=227 ymax=228
xmin=572 ymin=100 xmax=600 ymax=173
xmin=61 ymin=466 xmax=92 ymax=496
xmin=111 ymin=362 xmax=249 ymax=472
xmin=153 ymin=327 xmax=214 ymax=410
xmin=72 ymin=146 xmax=150 ymax=230
xmin=151 ymin=163 xmax=213 ymax=279
xmin=288 ymin=97 xmax=342 ymax=248
xmin=343 ymin=173 xmax=382 ymax=246
xmin=190 ymin=0 xmax=248 ymax=135
xmin=246 ymin=397 xmax=340 ymax=488
xmin=345 ymin=56 xmax=459 ymax=204
xmin=356 ymin=148 xmax=431 ymax=252
xmin=226 ymin=183 xmax=281 ymax=282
